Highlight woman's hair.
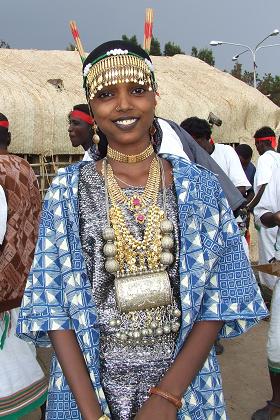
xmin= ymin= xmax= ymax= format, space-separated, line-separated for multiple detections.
xmin=180 ymin=117 xmax=212 ymax=141
xmin=235 ymin=144 xmax=253 ymax=160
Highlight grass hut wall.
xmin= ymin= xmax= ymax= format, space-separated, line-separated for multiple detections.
xmin=1 ymin=49 xmax=280 ymax=194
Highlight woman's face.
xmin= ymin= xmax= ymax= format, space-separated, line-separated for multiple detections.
xmin=90 ymin=82 xmax=156 ymax=151
xmin=68 ymin=116 xmax=91 ymax=149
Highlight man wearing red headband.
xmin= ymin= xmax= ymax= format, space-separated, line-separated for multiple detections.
xmin=248 ymin=126 xmax=280 ymax=290
xmin=0 ymin=113 xmax=47 ymax=418
xmin=253 ymin=169 xmax=280 ymax=419
xmin=68 ymin=104 xmax=94 ymax=161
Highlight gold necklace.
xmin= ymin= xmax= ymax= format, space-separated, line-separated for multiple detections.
xmin=107 ymin=143 xmax=154 ymax=163
xmin=106 ymin=157 xmax=161 ymax=224
xmin=102 ymin=157 xmax=175 ymax=276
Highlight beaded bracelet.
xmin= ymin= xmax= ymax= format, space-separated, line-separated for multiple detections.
xmin=149 ymin=387 xmax=182 ymax=409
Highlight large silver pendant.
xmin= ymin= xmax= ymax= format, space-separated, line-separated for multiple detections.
xmin=115 ymin=270 xmax=172 ymax=313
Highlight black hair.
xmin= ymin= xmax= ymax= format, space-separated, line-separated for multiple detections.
xmin=72 ymin=104 xmax=91 ymax=115
xmin=235 ymin=144 xmax=253 ymax=160
xmin=180 ymin=117 xmax=212 ymax=141
xmin=0 ymin=112 xmax=10 ymax=146
xmin=254 ymin=126 xmax=275 ymax=139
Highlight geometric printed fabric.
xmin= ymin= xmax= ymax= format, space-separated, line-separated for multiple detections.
xmin=17 ymin=155 xmax=268 ymax=419
xmin=0 ymin=153 xmax=41 ymax=311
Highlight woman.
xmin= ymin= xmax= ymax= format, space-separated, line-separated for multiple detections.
xmin=17 ymin=40 xmax=268 ymax=420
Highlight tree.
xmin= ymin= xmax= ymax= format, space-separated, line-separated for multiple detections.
xmin=230 ymin=62 xmax=255 ymax=87
xmin=258 ymin=73 xmax=280 ymax=107
xmin=66 ymin=43 xmax=76 ymax=51
xmin=191 ymin=46 xmax=215 ymax=66
xmin=0 ymin=40 xmax=10 ymax=49
xmin=163 ymin=41 xmax=184 ymax=56
xmin=191 ymin=46 xmax=198 ymax=57
xmin=230 ymin=62 xmax=242 ymax=80
xmin=121 ymin=34 xmax=141 ymax=48
xmin=150 ymin=36 xmax=161 ymax=56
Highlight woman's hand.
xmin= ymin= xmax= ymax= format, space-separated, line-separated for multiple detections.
xmin=135 ymin=395 xmax=177 ymax=420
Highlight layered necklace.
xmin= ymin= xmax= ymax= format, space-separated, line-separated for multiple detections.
xmin=107 ymin=143 xmax=154 ymax=163
xmin=101 ymin=145 xmax=181 ymax=345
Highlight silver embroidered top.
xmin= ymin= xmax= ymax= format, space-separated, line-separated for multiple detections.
xmin=78 ymin=162 xmax=180 ymax=420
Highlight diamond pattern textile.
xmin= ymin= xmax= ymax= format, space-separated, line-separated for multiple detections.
xmin=0 ymin=153 xmax=41 ymax=311
xmin=17 ymin=156 xmax=268 ymax=419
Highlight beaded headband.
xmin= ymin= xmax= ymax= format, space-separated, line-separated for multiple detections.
xmin=83 ymin=49 xmax=157 ymax=100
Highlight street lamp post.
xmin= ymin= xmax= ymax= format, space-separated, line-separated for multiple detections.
xmin=210 ymin=29 xmax=279 ymax=88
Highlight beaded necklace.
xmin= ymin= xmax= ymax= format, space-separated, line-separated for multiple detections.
xmin=107 ymin=143 xmax=154 ymax=163
xmin=101 ymin=157 xmax=181 ymax=344
xmin=106 ymin=157 xmax=160 ymax=224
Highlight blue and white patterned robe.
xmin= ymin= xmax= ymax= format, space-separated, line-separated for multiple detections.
xmin=17 ymin=155 xmax=268 ymax=419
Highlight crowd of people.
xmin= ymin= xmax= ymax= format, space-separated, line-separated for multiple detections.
xmin=0 ymin=39 xmax=279 ymax=420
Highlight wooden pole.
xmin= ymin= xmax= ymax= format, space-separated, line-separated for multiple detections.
xmin=69 ymin=20 xmax=86 ymax=62
xmin=143 ymin=8 xmax=154 ymax=53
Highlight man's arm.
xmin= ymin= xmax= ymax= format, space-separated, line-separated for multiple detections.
xmin=247 ymin=184 xmax=267 ymax=211
xmin=260 ymin=211 xmax=280 ymax=228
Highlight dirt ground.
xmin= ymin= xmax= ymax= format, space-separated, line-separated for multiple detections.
xmin=24 ymin=321 xmax=270 ymax=420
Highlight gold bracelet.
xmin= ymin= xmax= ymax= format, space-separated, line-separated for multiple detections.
xmin=98 ymin=415 xmax=110 ymax=420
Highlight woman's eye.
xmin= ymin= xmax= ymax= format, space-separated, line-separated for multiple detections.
xmin=98 ymin=91 xmax=113 ymax=99
xmin=132 ymin=87 xmax=146 ymax=95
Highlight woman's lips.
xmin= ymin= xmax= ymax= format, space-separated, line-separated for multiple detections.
xmin=113 ymin=118 xmax=139 ymax=130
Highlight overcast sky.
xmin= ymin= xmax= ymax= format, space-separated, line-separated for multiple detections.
xmin=1 ymin=0 xmax=280 ymax=77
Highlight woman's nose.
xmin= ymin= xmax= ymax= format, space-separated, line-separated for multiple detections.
xmin=116 ymin=91 xmax=133 ymax=112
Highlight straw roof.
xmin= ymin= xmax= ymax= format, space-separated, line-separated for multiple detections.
xmin=0 ymin=49 xmax=279 ymax=155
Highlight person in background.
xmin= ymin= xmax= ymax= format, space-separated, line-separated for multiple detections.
xmin=16 ymin=39 xmax=267 ymax=420
xmin=0 ymin=112 xmax=47 ymax=419
xmin=248 ymin=126 xmax=280 ymax=290
xmin=180 ymin=117 xmax=251 ymax=196
xmin=0 ymin=185 xmax=7 ymax=245
xmin=68 ymin=104 xmax=94 ymax=161
xmin=235 ymin=144 xmax=256 ymax=245
xmin=235 ymin=143 xmax=256 ymax=203
xmin=253 ymin=167 xmax=280 ymax=420
xmin=181 ymin=117 xmax=251 ymax=354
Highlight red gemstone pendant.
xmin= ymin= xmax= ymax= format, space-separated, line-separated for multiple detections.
xmin=135 ymin=213 xmax=145 ymax=223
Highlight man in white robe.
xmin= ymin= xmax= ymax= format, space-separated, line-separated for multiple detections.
xmin=249 ymin=126 xmax=280 ymax=289
xmin=253 ymin=167 xmax=280 ymax=419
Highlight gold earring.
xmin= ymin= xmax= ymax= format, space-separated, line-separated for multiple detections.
xmin=92 ymin=122 xmax=100 ymax=150
xmin=149 ymin=123 xmax=157 ymax=144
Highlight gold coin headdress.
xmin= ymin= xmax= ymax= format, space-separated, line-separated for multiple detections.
xmin=83 ymin=42 xmax=157 ymax=100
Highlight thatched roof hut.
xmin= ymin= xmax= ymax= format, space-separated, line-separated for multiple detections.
xmin=0 ymin=49 xmax=279 ymax=156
